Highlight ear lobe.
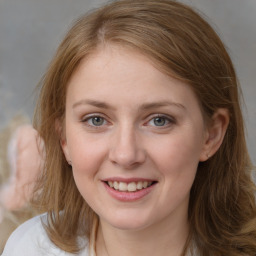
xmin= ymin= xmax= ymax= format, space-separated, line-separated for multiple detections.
xmin=200 ymin=108 xmax=229 ymax=162
xmin=55 ymin=119 xmax=71 ymax=163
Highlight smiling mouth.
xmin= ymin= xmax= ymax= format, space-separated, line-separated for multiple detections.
xmin=105 ymin=181 xmax=157 ymax=192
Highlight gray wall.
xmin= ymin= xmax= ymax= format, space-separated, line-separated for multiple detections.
xmin=0 ymin=0 xmax=255 ymax=163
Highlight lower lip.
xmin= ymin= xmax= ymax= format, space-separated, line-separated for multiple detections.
xmin=103 ymin=182 xmax=156 ymax=202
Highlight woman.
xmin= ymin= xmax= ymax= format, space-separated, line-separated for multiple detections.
xmin=2 ymin=0 xmax=256 ymax=255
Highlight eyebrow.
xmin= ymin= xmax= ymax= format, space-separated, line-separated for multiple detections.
xmin=72 ymin=99 xmax=114 ymax=110
xmin=72 ymin=99 xmax=186 ymax=111
xmin=140 ymin=101 xmax=186 ymax=111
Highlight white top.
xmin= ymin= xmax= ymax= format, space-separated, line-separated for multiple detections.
xmin=2 ymin=213 xmax=196 ymax=256
xmin=1 ymin=214 xmax=90 ymax=256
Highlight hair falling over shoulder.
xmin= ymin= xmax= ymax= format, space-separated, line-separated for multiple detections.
xmin=32 ymin=0 xmax=256 ymax=255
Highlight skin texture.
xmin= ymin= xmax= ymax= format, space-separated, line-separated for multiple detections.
xmin=61 ymin=45 xmax=229 ymax=256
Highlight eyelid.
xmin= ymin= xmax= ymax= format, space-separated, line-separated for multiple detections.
xmin=80 ymin=113 xmax=175 ymax=128
xmin=81 ymin=113 xmax=100 ymax=121
xmin=145 ymin=114 xmax=176 ymax=127
xmin=81 ymin=112 xmax=107 ymax=120
xmin=81 ymin=113 xmax=110 ymax=127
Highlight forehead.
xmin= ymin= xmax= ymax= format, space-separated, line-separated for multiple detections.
xmin=66 ymin=45 xmax=201 ymax=113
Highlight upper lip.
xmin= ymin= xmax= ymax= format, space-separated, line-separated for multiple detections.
xmin=102 ymin=177 xmax=157 ymax=183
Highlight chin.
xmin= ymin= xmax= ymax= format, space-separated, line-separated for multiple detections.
xmin=111 ymin=221 xmax=148 ymax=231
xmin=102 ymin=211 xmax=154 ymax=231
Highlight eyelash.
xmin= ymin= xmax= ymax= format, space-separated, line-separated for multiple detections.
xmin=81 ymin=113 xmax=176 ymax=130
xmin=145 ymin=114 xmax=176 ymax=128
xmin=81 ymin=114 xmax=109 ymax=128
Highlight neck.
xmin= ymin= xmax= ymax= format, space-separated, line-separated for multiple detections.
xmin=96 ymin=212 xmax=189 ymax=256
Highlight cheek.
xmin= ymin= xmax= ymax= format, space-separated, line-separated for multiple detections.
xmin=69 ymin=137 xmax=105 ymax=202
xmin=148 ymin=131 xmax=204 ymax=197
xmin=67 ymin=131 xmax=108 ymax=177
xmin=150 ymin=132 xmax=203 ymax=173
xmin=149 ymin=135 xmax=201 ymax=209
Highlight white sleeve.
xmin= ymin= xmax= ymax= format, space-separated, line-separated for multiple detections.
xmin=2 ymin=214 xmax=63 ymax=256
xmin=1 ymin=213 xmax=89 ymax=256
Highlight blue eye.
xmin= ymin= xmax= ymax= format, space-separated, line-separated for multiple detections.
xmin=83 ymin=116 xmax=106 ymax=127
xmin=91 ymin=116 xmax=105 ymax=126
xmin=148 ymin=115 xmax=174 ymax=127
xmin=153 ymin=117 xmax=167 ymax=126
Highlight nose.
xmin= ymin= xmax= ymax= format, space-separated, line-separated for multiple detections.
xmin=109 ymin=125 xmax=146 ymax=169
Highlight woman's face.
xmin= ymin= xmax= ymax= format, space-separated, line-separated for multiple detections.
xmin=61 ymin=45 xmax=209 ymax=231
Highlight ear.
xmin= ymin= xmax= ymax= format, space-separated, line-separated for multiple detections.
xmin=200 ymin=108 xmax=229 ymax=162
xmin=55 ymin=119 xmax=71 ymax=164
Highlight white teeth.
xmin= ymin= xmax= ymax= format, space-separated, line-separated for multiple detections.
xmin=119 ymin=182 xmax=128 ymax=191
xmin=127 ymin=182 xmax=137 ymax=192
xmin=137 ymin=181 xmax=143 ymax=190
xmin=107 ymin=181 xmax=153 ymax=192
xmin=113 ymin=181 xmax=119 ymax=190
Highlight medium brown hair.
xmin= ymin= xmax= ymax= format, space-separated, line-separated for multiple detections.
xmin=33 ymin=0 xmax=256 ymax=254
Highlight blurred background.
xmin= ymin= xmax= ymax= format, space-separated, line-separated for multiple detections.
xmin=0 ymin=0 xmax=255 ymax=252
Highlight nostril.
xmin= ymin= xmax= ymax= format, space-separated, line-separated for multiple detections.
xmin=108 ymin=135 xmax=146 ymax=168
xmin=109 ymin=151 xmax=146 ymax=169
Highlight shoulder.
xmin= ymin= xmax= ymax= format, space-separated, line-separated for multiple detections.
xmin=2 ymin=213 xmax=89 ymax=256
